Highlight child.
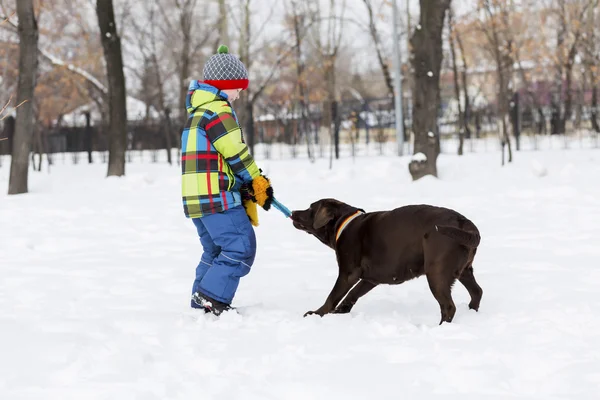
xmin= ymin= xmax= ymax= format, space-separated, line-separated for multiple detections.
xmin=181 ymin=45 xmax=274 ymax=316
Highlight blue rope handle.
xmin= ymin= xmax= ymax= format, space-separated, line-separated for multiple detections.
xmin=271 ymin=197 xmax=292 ymax=218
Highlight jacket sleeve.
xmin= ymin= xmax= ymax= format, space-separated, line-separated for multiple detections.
xmin=204 ymin=106 xmax=261 ymax=184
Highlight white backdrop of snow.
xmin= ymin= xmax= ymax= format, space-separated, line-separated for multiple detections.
xmin=1 ymin=146 xmax=600 ymax=399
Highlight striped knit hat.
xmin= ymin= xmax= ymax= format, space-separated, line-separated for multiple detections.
xmin=203 ymin=45 xmax=249 ymax=90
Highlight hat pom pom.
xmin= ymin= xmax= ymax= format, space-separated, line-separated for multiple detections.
xmin=217 ymin=45 xmax=229 ymax=54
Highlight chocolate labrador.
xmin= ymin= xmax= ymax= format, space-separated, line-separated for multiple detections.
xmin=290 ymin=199 xmax=483 ymax=324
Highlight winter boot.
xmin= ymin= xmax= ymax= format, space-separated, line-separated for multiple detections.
xmin=191 ymin=292 xmax=235 ymax=316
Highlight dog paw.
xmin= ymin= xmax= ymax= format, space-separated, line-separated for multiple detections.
xmin=303 ymin=310 xmax=324 ymax=317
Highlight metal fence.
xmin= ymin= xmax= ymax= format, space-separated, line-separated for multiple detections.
xmin=1 ymin=92 xmax=599 ymax=167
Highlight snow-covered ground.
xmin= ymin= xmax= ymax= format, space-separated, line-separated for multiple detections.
xmin=1 ymin=146 xmax=599 ymax=399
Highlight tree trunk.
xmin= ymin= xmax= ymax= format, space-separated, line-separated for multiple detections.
xmin=511 ymin=92 xmax=520 ymax=151
xmin=215 ymin=0 xmax=229 ymax=52
xmin=33 ymin=125 xmax=43 ymax=172
xmin=332 ymin=100 xmax=340 ymax=160
xmin=497 ymin=82 xmax=513 ymax=164
xmin=515 ymin=56 xmax=545 ymax=135
xmin=324 ymin=57 xmax=339 ymax=160
xmin=561 ymin=53 xmax=576 ymax=134
xmin=97 ymin=0 xmax=127 ymax=177
xmin=245 ymin=100 xmax=255 ymax=155
xmin=85 ymin=111 xmax=93 ymax=163
xmin=448 ymin=7 xmax=464 ymax=155
xmin=493 ymin=46 xmax=512 ymax=163
xmin=179 ymin=11 xmax=192 ymax=124
xmin=8 ymin=0 xmax=38 ymax=195
xmin=408 ymin=0 xmax=450 ymax=180
xmin=164 ymin=108 xmax=174 ymax=165
xmin=235 ymin=0 xmax=252 ymax=152
xmin=151 ymin=52 xmax=172 ymax=165
xmin=455 ymin=28 xmax=471 ymax=140
xmin=362 ymin=0 xmax=394 ymax=99
xmin=592 ymin=83 xmax=600 ymax=133
xmin=291 ymin=2 xmax=313 ymax=161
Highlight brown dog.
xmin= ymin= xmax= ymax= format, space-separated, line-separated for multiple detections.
xmin=290 ymin=199 xmax=483 ymax=324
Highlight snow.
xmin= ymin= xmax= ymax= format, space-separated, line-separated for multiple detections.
xmin=1 ymin=145 xmax=600 ymax=399
xmin=412 ymin=152 xmax=427 ymax=162
xmin=530 ymin=159 xmax=548 ymax=177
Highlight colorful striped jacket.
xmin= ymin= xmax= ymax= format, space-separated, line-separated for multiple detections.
xmin=181 ymin=81 xmax=260 ymax=218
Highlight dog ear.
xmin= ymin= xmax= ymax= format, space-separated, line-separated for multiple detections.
xmin=313 ymin=204 xmax=334 ymax=229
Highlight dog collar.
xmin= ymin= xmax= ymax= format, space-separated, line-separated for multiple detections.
xmin=335 ymin=210 xmax=364 ymax=242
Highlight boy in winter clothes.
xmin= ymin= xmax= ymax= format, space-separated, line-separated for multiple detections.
xmin=181 ymin=45 xmax=274 ymax=316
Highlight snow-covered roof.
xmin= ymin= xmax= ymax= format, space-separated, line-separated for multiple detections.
xmin=256 ymin=111 xmax=303 ymax=122
xmin=58 ymin=96 xmax=160 ymax=126
xmin=467 ymin=60 xmax=539 ymax=75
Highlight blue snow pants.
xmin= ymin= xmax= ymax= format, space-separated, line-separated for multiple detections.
xmin=191 ymin=205 xmax=256 ymax=305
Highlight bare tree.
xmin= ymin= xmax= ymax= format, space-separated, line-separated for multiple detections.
xmin=227 ymin=0 xmax=296 ymax=156
xmin=408 ymin=0 xmax=451 ymax=180
xmin=175 ymin=0 xmax=198 ymax=118
xmin=129 ymin=2 xmax=176 ymax=164
xmin=308 ymin=0 xmax=347 ymax=163
xmin=511 ymin=3 xmax=547 ymax=137
xmin=155 ymin=0 xmax=215 ymax=165
xmin=7 ymin=0 xmax=38 ymax=194
xmin=476 ymin=0 xmax=514 ymax=165
xmin=97 ymin=0 xmax=127 ymax=177
xmin=214 ymin=0 xmax=229 ymax=52
xmin=0 ymin=12 xmax=15 ymax=136
xmin=157 ymin=0 xmax=214 ymax=123
xmin=448 ymin=6 xmax=467 ymax=155
xmin=454 ymin=14 xmax=472 ymax=144
xmin=581 ymin=1 xmax=600 ymax=133
xmin=362 ymin=0 xmax=394 ymax=99
xmin=289 ymin=0 xmax=314 ymax=160
xmin=548 ymin=0 xmax=596 ymax=134
xmin=1 ymin=1 xmax=109 ymax=95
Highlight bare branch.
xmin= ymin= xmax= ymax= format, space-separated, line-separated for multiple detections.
xmin=1 ymin=96 xmax=28 ymax=122
xmin=0 ymin=94 xmax=11 ymax=116
xmin=39 ymin=48 xmax=108 ymax=94
xmin=1 ymin=10 xmax=15 ymax=26
xmin=250 ymin=46 xmax=295 ymax=102
xmin=333 ymin=0 xmax=347 ymax=55
xmin=0 ymin=10 xmax=17 ymax=31
xmin=1 ymin=6 xmax=106 ymax=97
xmin=251 ymin=3 xmax=277 ymax=47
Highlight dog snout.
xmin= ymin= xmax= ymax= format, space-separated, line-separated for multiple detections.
xmin=290 ymin=211 xmax=299 ymax=224
xmin=291 ymin=211 xmax=308 ymax=230
xmin=291 ymin=210 xmax=305 ymax=221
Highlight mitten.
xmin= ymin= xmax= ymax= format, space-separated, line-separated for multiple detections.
xmin=240 ymin=182 xmax=254 ymax=202
xmin=251 ymin=174 xmax=274 ymax=211
xmin=243 ymin=198 xmax=259 ymax=226
xmin=240 ymin=182 xmax=259 ymax=226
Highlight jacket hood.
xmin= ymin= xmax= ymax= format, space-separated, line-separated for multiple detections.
xmin=185 ymin=81 xmax=229 ymax=115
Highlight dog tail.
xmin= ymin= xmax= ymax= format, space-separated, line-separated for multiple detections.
xmin=435 ymin=225 xmax=481 ymax=248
